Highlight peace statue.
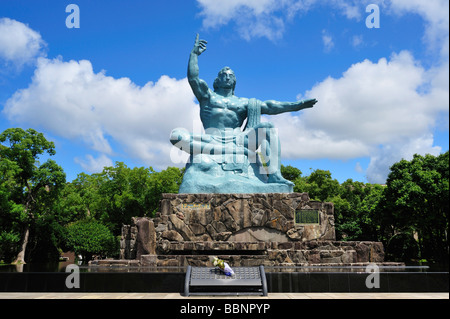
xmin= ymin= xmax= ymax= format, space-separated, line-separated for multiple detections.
xmin=170 ymin=34 xmax=317 ymax=193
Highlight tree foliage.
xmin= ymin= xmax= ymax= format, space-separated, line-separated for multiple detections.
xmin=280 ymin=164 xmax=302 ymax=181
xmin=57 ymin=163 xmax=183 ymax=236
xmin=0 ymin=128 xmax=65 ymax=263
xmin=64 ymin=219 xmax=117 ymax=261
xmin=379 ymin=152 xmax=449 ymax=261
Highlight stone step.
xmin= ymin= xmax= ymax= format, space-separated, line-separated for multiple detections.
xmin=92 ymin=255 xmax=405 ymax=269
xmin=156 ymin=240 xmax=384 ymax=263
xmin=141 ymin=254 xmax=268 ymax=267
xmin=140 ymin=248 xmax=363 ymax=267
xmin=160 ymin=240 xmax=383 ymax=252
xmin=89 ymin=259 xmax=140 ymax=267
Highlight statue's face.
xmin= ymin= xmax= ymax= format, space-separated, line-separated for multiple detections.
xmin=217 ymin=69 xmax=236 ymax=89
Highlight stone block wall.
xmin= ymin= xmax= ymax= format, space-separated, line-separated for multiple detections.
xmin=120 ymin=224 xmax=136 ymax=260
xmin=120 ymin=217 xmax=156 ymax=260
xmin=156 ymin=192 xmax=335 ymax=244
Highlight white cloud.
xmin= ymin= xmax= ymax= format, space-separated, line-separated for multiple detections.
xmin=272 ymin=50 xmax=446 ymax=183
xmin=331 ymin=0 xmax=362 ymax=20
xmin=3 ymin=57 xmax=202 ymax=171
xmin=365 ymin=135 xmax=440 ymax=184
xmin=351 ymin=35 xmax=364 ymax=48
xmin=196 ymin=0 xmax=315 ymax=41
xmin=388 ymin=0 xmax=449 ymax=56
xmin=354 ymin=162 xmax=363 ymax=174
xmin=0 ymin=18 xmax=46 ymax=69
xmin=196 ymin=0 xmax=367 ymax=41
xmin=197 ymin=0 xmax=289 ymax=41
xmin=196 ymin=0 xmax=450 ymax=59
xmin=197 ymin=0 xmax=277 ymax=27
xmin=74 ymin=154 xmax=114 ymax=174
xmin=251 ymin=0 xmax=448 ymax=183
xmin=322 ymin=30 xmax=334 ymax=52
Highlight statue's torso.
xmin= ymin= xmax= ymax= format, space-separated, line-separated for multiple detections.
xmin=200 ymin=92 xmax=248 ymax=131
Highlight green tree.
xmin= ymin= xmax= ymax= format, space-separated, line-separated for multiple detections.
xmin=0 ymin=128 xmax=66 ymax=263
xmin=335 ymin=180 xmax=382 ymax=241
xmin=359 ymin=183 xmax=384 ymax=240
xmin=65 ymin=219 xmax=117 ymax=262
xmin=147 ymin=166 xmax=183 ymax=215
xmin=56 ymin=178 xmax=92 ymax=224
xmin=0 ymin=155 xmax=22 ymax=262
xmin=303 ymin=169 xmax=340 ymax=202
xmin=380 ymin=152 xmax=449 ymax=262
xmin=97 ymin=163 xmax=183 ymax=234
xmin=280 ymin=164 xmax=302 ymax=181
xmin=58 ymin=163 xmax=184 ymax=236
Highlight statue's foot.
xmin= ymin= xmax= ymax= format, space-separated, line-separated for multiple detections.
xmin=267 ymin=173 xmax=294 ymax=186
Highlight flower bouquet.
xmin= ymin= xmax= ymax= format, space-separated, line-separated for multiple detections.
xmin=212 ymin=257 xmax=234 ymax=276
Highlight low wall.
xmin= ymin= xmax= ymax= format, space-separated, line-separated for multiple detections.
xmin=119 ymin=193 xmax=385 ymax=267
xmin=2 ymin=271 xmax=447 ymax=292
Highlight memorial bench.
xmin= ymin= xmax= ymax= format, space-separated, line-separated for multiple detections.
xmin=183 ymin=265 xmax=268 ymax=296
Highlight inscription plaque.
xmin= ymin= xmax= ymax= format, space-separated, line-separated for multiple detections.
xmin=181 ymin=203 xmax=211 ymax=210
xmin=295 ymin=210 xmax=319 ymax=225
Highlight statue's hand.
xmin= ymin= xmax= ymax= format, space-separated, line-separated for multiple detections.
xmin=193 ymin=33 xmax=207 ymax=56
xmin=302 ymin=98 xmax=318 ymax=108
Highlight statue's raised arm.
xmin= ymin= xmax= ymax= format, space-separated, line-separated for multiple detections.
xmin=188 ymin=34 xmax=209 ymax=103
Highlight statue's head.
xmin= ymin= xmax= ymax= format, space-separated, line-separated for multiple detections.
xmin=213 ymin=67 xmax=236 ymax=94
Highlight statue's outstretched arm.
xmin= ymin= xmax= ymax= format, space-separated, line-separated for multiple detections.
xmin=188 ymin=34 xmax=209 ymax=102
xmin=261 ymin=98 xmax=317 ymax=115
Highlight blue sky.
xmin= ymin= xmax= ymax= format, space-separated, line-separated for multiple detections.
xmin=0 ymin=0 xmax=448 ymax=184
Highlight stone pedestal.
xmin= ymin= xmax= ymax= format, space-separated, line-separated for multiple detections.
xmin=118 ymin=193 xmax=385 ymax=267
xmin=158 ymin=193 xmax=335 ymax=242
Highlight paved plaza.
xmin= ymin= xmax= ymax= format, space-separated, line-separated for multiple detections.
xmin=0 ymin=292 xmax=447 ymax=299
